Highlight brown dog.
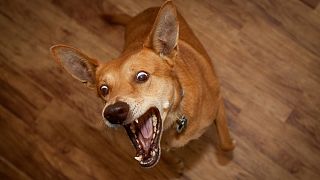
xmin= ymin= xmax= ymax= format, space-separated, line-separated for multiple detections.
xmin=50 ymin=0 xmax=234 ymax=168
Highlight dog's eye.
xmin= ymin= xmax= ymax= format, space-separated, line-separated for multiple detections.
xmin=100 ymin=85 xmax=109 ymax=96
xmin=136 ymin=71 xmax=149 ymax=82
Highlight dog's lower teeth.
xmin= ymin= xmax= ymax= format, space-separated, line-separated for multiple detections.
xmin=134 ymin=155 xmax=142 ymax=162
xmin=152 ymin=133 xmax=155 ymax=139
xmin=134 ymin=135 xmax=138 ymax=141
xmin=130 ymin=125 xmax=135 ymax=133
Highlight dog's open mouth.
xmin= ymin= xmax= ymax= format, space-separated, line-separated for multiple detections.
xmin=124 ymin=107 xmax=162 ymax=167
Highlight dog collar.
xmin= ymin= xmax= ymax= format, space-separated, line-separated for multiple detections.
xmin=176 ymin=115 xmax=188 ymax=133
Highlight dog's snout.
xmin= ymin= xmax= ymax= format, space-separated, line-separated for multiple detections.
xmin=104 ymin=101 xmax=129 ymax=124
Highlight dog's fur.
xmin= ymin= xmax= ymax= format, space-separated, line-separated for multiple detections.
xmin=50 ymin=0 xmax=234 ymax=170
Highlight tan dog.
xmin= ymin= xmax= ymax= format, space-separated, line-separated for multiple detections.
xmin=50 ymin=0 xmax=234 ymax=168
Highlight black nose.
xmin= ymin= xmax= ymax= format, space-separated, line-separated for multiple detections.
xmin=104 ymin=101 xmax=129 ymax=124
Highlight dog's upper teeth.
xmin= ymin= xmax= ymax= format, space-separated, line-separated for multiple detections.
xmin=130 ymin=124 xmax=135 ymax=133
xmin=151 ymin=150 xmax=156 ymax=156
xmin=134 ymin=155 xmax=142 ymax=162
xmin=163 ymin=101 xmax=170 ymax=109
xmin=135 ymin=119 xmax=138 ymax=123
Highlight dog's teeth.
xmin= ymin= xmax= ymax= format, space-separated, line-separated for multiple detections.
xmin=156 ymin=130 xmax=159 ymax=134
xmin=153 ymin=126 xmax=157 ymax=132
xmin=135 ymin=119 xmax=138 ymax=123
xmin=152 ymin=133 xmax=155 ymax=139
xmin=163 ymin=101 xmax=170 ymax=109
xmin=151 ymin=151 xmax=156 ymax=156
xmin=152 ymin=119 xmax=157 ymax=126
xmin=130 ymin=124 xmax=135 ymax=133
xmin=134 ymin=155 xmax=142 ymax=162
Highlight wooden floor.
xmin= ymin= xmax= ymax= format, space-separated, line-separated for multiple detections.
xmin=1 ymin=0 xmax=320 ymax=179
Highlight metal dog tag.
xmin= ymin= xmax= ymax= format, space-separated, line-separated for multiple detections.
xmin=176 ymin=115 xmax=188 ymax=133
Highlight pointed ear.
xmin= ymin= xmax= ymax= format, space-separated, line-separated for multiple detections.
xmin=50 ymin=45 xmax=99 ymax=88
xmin=146 ymin=1 xmax=179 ymax=57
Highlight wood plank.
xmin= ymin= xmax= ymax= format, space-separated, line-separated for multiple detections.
xmin=233 ymin=101 xmax=320 ymax=179
xmin=0 ymin=156 xmax=32 ymax=180
xmin=0 ymin=62 xmax=51 ymax=124
xmin=299 ymin=0 xmax=320 ymax=9
xmin=0 ymin=106 xmax=69 ymax=179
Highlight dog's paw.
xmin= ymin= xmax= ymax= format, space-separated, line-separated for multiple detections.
xmin=162 ymin=151 xmax=185 ymax=176
xmin=168 ymin=158 xmax=184 ymax=177
xmin=232 ymin=139 xmax=236 ymax=146
xmin=175 ymin=158 xmax=185 ymax=176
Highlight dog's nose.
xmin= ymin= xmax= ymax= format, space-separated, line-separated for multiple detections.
xmin=104 ymin=101 xmax=129 ymax=124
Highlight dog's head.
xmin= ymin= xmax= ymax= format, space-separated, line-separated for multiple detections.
xmin=51 ymin=1 xmax=180 ymax=167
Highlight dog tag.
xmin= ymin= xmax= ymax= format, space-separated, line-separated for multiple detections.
xmin=176 ymin=115 xmax=188 ymax=133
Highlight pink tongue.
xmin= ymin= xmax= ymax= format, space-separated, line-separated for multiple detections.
xmin=138 ymin=117 xmax=153 ymax=152
xmin=141 ymin=117 xmax=153 ymax=139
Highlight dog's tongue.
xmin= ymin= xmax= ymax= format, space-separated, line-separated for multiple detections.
xmin=141 ymin=117 xmax=153 ymax=138
xmin=138 ymin=117 xmax=153 ymax=151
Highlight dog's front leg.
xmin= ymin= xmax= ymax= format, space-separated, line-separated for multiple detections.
xmin=161 ymin=148 xmax=184 ymax=176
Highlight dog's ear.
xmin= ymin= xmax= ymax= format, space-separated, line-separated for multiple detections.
xmin=50 ymin=45 xmax=99 ymax=88
xmin=146 ymin=1 xmax=179 ymax=59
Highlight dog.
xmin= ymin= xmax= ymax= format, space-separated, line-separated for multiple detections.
xmin=50 ymin=0 xmax=235 ymax=169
